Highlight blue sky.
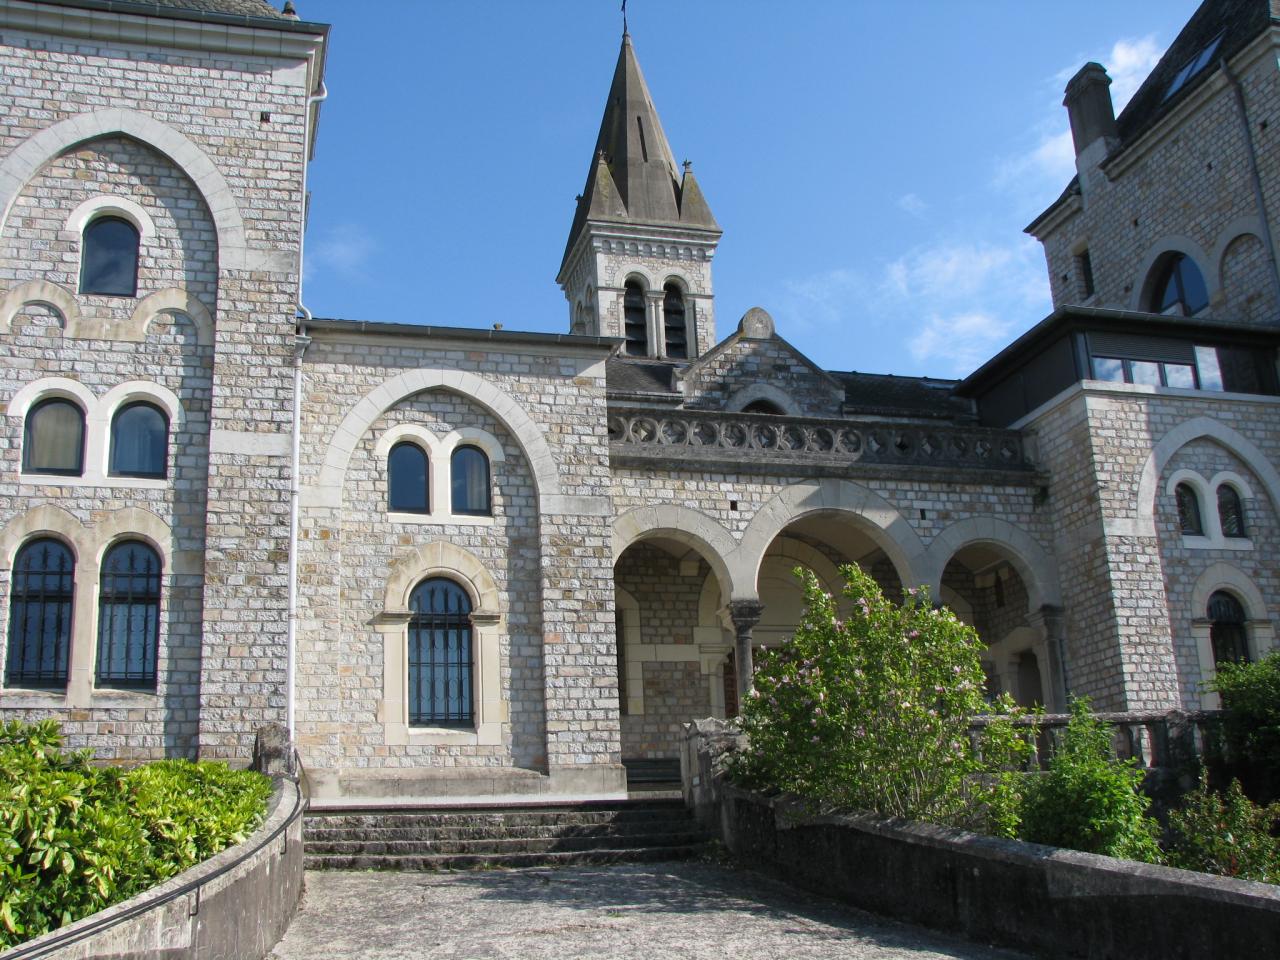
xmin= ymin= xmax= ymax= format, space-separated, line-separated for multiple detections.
xmin=297 ymin=1 xmax=1202 ymax=379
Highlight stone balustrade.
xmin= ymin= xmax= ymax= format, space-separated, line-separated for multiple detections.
xmin=608 ymin=407 xmax=1033 ymax=472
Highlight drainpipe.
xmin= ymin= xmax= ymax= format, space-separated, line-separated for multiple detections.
xmin=287 ymin=76 xmax=329 ymax=743
xmin=1222 ymin=58 xmax=1280 ymax=319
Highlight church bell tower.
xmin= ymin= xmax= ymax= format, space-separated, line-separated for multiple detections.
xmin=557 ymin=32 xmax=721 ymax=360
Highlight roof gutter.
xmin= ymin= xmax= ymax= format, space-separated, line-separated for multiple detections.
xmin=1221 ymin=55 xmax=1280 ymax=323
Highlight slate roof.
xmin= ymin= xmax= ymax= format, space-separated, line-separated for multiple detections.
xmin=606 ymin=357 xmax=678 ymax=395
xmin=35 ymin=0 xmax=302 ymax=24
xmin=833 ymin=372 xmax=975 ymax=421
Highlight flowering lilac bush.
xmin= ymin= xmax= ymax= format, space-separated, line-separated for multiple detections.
xmin=733 ymin=564 xmax=1032 ymax=836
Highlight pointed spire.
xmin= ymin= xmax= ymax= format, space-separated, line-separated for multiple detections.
xmin=561 ymin=32 xmax=719 ymax=272
xmin=677 ymin=161 xmax=719 ymax=231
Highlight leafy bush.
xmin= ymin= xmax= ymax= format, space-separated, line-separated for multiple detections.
xmin=1019 ymin=698 xmax=1162 ymax=862
xmin=1211 ymin=651 xmax=1280 ymax=803
xmin=732 ymin=564 xmax=1032 ymax=837
xmin=1165 ymin=778 xmax=1280 ymax=883
xmin=0 ymin=720 xmax=272 ymax=948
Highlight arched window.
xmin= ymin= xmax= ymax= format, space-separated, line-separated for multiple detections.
xmin=1217 ymin=485 xmax=1247 ymax=539
xmin=80 ymin=216 xmax=140 ymax=297
xmin=23 ymin=398 xmax=85 ymax=476
xmin=96 ymin=541 xmax=161 ymax=689
xmin=451 ymin=446 xmax=491 ymax=516
xmin=1175 ymin=482 xmax=1203 ymax=535
xmin=742 ymin=400 xmax=785 ymax=415
xmin=388 ymin=442 xmax=429 ymax=513
xmin=5 ymin=538 xmax=74 ymax=688
xmin=1149 ymin=253 xmax=1208 ymax=315
xmin=408 ymin=578 xmax=473 ymax=727
xmin=662 ymin=283 xmax=687 ymax=359
xmin=1208 ymin=591 xmax=1249 ymax=665
xmin=623 ymin=280 xmax=648 ymax=357
xmin=109 ymin=402 xmax=168 ymax=478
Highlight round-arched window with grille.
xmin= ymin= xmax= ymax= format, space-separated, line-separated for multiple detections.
xmin=407 ymin=578 xmax=473 ymax=727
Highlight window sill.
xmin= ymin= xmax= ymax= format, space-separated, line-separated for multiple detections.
xmin=387 ymin=512 xmax=495 ymax=527
xmin=0 ymin=689 xmax=67 ymax=707
xmin=19 ymin=472 xmax=168 ymax=490
xmin=406 ymin=725 xmax=480 ymax=745
xmin=91 ymin=688 xmax=157 ymax=705
xmin=1180 ymin=534 xmax=1253 ymax=552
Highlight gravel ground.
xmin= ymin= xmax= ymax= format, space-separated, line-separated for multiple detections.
xmin=268 ymin=861 xmax=1028 ymax=960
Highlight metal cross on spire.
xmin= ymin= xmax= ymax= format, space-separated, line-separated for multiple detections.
xmin=622 ymin=0 xmax=628 ymax=36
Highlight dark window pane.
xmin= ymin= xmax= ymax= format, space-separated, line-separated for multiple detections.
xmin=24 ymin=399 xmax=85 ymax=475
xmin=1177 ymin=257 xmax=1209 ymax=313
xmin=1217 ymin=485 xmax=1246 ymax=538
xmin=742 ymin=400 xmax=784 ymax=415
xmin=1162 ymin=364 xmax=1195 ymax=389
xmin=80 ymin=216 xmax=139 ymax=297
xmin=388 ymin=442 xmax=429 ymax=513
xmin=408 ymin=578 xmax=473 ymax=727
xmin=1208 ymin=591 xmax=1249 ymax=664
xmin=451 ymin=446 xmax=490 ymax=515
xmin=1092 ymin=357 xmax=1125 ymax=382
xmin=96 ymin=541 xmax=161 ymax=688
xmin=1153 ymin=254 xmax=1208 ymax=315
xmin=109 ymin=402 xmax=168 ymax=478
xmin=1175 ymin=483 xmax=1203 ymax=535
xmin=623 ymin=281 xmax=647 ymax=357
xmin=1195 ymin=346 xmax=1224 ymax=391
xmin=1218 ymin=346 xmax=1264 ymax=394
xmin=662 ymin=284 xmax=686 ymax=360
xmin=5 ymin=538 xmax=74 ymax=688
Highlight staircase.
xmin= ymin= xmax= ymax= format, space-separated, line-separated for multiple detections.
xmin=303 ymin=797 xmax=713 ymax=871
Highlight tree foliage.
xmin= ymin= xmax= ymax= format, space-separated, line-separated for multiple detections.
xmin=0 ymin=719 xmax=272 ymax=948
xmin=1165 ymin=777 xmax=1280 ymax=883
xmin=732 ymin=564 xmax=1032 ymax=836
xmin=1211 ymin=650 xmax=1280 ymax=804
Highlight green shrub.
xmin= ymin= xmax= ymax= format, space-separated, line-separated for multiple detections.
xmin=1019 ymin=698 xmax=1162 ymax=862
xmin=1165 ymin=778 xmax=1280 ymax=883
xmin=1211 ymin=651 xmax=1280 ymax=803
xmin=732 ymin=564 xmax=1032 ymax=837
xmin=0 ymin=720 xmax=271 ymax=948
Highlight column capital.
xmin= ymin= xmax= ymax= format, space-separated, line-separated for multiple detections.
xmin=728 ymin=599 xmax=765 ymax=630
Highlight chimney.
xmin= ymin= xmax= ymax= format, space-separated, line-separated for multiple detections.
xmin=1064 ymin=62 xmax=1118 ymax=156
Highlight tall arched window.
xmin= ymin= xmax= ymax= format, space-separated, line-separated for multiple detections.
xmin=96 ymin=541 xmax=161 ymax=689
xmin=80 ymin=216 xmax=140 ymax=297
xmin=388 ymin=442 xmax=429 ymax=513
xmin=623 ymin=280 xmax=648 ymax=357
xmin=662 ymin=283 xmax=687 ymax=359
xmin=1217 ymin=485 xmax=1247 ymax=539
xmin=5 ymin=538 xmax=74 ymax=688
xmin=1149 ymin=253 xmax=1208 ymax=315
xmin=23 ymin=398 xmax=85 ymax=476
xmin=1208 ymin=591 xmax=1250 ymax=665
xmin=109 ymin=402 xmax=169 ymax=478
xmin=451 ymin=446 xmax=491 ymax=516
xmin=1175 ymin=482 xmax=1203 ymax=535
xmin=408 ymin=578 xmax=473 ymax=727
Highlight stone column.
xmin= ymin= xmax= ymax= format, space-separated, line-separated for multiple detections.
xmin=1028 ymin=605 xmax=1069 ymax=711
xmin=728 ymin=600 xmax=765 ymax=703
xmin=646 ymin=291 xmax=663 ymax=358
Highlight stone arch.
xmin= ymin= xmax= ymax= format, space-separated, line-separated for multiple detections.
xmin=922 ymin=517 xmax=1060 ymax=610
xmin=126 ymin=289 xmax=215 ymax=347
xmin=1210 ymin=216 xmax=1266 ymax=277
xmin=0 ymin=280 xmax=80 ymax=336
xmin=1190 ymin=562 xmax=1267 ymax=619
xmin=382 ymin=540 xmax=502 ymax=619
xmin=0 ymin=505 xmax=87 ymax=568
xmin=723 ymin=382 xmax=800 ymax=415
xmin=613 ymin=504 xmax=737 ymax=609
xmin=734 ymin=479 xmax=925 ymax=601
xmin=1135 ymin=417 xmax=1280 ymax=537
xmin=65 ymin=194 xmax=157 ymax=240
xmin=307 ymin=368 xmax=562 ymax=510
xmin=1130 ymin=236 xmax=1217 ymax=312
xmin=0 ymin=110 xmax=254 ymax=272
xmin=91 ymin=506 xmax=193 ymax=575
xmin=6 ymin=376 xmax=95 ymax=420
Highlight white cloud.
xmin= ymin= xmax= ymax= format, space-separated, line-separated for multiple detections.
xmin=909 ymin=311 xmax=1014 ymax=369
xmin=305 ymin=223 xmax=375 ymax=281
xmin=897 ymin=192 xmax=928 ymax=217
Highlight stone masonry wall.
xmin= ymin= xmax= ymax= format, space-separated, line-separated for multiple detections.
xmin=681 ymin=336 xmax=843 ymax=416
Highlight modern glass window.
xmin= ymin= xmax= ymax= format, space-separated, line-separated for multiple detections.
xmin=1150 ymin=254 xmax=1208 ymax=315
xmin=109 ymin=402 xmax=168 ymax=478
xmin=662 ymin=283 xmax=687 ymax=360
xmin=95 ymin=541 xmax=161 ymax=689
xmin=80 ymin=216 xmax=140 ymax=297
xmin=451 ymin=446 xmax=491 ymax=516
xmin=5 ymin=538 xmax=74 ymax=688
xmin=388 ymin=441 xmax=429 ymax=513
xmin=407 ymin=578 xmax=473 ymax=727
xmin=623 ymin=280 xmax=648 ymax=357
xmin=1091 ymin=356 xmax=1199 ymax=389
xmin=1175 ymin=483 xmax=1203 ymax=536
xmin=23 ymin=398 xmax=85 ymax=476
xmin=1217 ymin=485 xmax=1247 ymax=539
xmin=1208 ymin=591 xmax=1249 ymax=665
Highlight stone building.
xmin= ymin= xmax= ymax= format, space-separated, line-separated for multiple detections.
xmin=0 ymin=0 xmax=1277 ymax=803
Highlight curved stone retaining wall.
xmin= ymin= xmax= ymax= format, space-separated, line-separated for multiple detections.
xmin=5 ymin=778 xmax=303 ymax=960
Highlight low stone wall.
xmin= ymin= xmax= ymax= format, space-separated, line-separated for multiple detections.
xmin=6 ymin=777 xmax=304 ymax=960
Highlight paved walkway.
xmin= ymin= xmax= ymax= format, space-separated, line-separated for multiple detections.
xmin=268 ymin=862 xmax=1026 ymax=960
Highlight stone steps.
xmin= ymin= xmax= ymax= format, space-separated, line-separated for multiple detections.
xmin=303 ymin=798 xmax=712 ymax=872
